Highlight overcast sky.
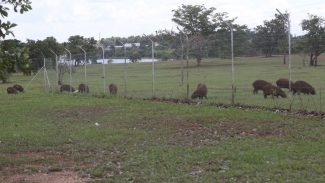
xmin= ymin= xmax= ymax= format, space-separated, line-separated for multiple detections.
xmin=5 ymin=0 xmax=325 ymax=43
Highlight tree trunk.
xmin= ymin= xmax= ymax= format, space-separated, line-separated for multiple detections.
xmin=302 ymin=53 xmax=306 ymax=67
xmin=310 ymin=53 xmax=315 ymax=66
xmin=283 ymin=53 xmax=286 ymax=64
xmin=196 ymin=56 xmax=202 ymax=67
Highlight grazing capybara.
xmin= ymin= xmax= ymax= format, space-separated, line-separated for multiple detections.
xmin=78 ymin=83 xmax=89 ymax=93
xmin=252 ymin=80 xmax=271 ymax=94
xmin=109 ymin=84 xmax=118 ymax=95
xmin=191 ymin=83 xmax=208 ymax=99
xmin=262 ymin=84 xmax=287 ymax=99
xmin=276 ymin=78 xmax=294 ymax=89
xmin=7 ymin=87 xmax=18 ymax=94
xmin=60 ymin=84 xmax=75 ymax=93
xmin=13 ymin=84 xmax=24 ymax=92
xmin=291 ymin=80 xmax=316 ymax=95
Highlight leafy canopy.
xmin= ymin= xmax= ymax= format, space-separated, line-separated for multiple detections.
xmin=0 ymin=0 xmax=32 ymax=38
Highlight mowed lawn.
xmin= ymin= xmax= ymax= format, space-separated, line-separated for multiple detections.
xmin=1 ymin=92 xmax=325 ymax=182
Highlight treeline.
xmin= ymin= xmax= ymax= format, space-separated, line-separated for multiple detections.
xmin=0 ymin=4 xmax=324 ymax=83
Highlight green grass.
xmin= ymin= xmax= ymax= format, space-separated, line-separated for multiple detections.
xmin=1 ymin=56 xmax=325 ymax=182
xmin=1 ymin=92 xmax=325 ymax=182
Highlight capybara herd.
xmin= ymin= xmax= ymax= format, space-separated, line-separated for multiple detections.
xmin=252 ymin=78 xmax=315 ymax=99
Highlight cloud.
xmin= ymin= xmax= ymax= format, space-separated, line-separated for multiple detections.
xmin=4 ymin=0 xmax=324 ymax=42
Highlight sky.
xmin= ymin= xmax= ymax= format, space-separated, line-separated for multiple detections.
xmin=5 ymin=0 xmax=325 ymax=43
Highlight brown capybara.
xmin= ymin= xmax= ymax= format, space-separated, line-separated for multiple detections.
xmin=291 ymin=80 xmax=315 ymax=95
xmin=252 ymin=80 xmax=271 ymax=94
xmin=13 ymin=84 xmax=24 ymax=92
xmin=191 ymin=83 xmax=208 ymax=99
xmin=7 ymin=87 xmax=18 ymax=94
xmin=109 ymin=84 xmax=118 ymax=95
xmin=276 ymin=78 xmax=294 ymax=89
xmin=78 ymin=83 xmax=89 ymax=93
xmin=60 ymin=84 xmax=75 ymax=93
xmin=262 ymin=84 xmax=287 ymax=99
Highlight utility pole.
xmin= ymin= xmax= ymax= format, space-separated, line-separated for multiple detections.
xmin=276 ymin=9 xmax=291 ymax=92
xmin=276 ymin=9 xmax=292 ymax=110
xmin=177 ymin=27 xmax=184 ymax=86
xmin=98 ymin=44 xmax=106 ymax=93
xmin=177 ymin=27 xmax=190 ymax=99
xmin=143 ymin=34 xmax=156 ymax=98
xmin=49 ymin=49 xmax=58 ymax=87
xmin=223 ymin=21 xmax=235 ymax=105
xmin=64 ymin=48 xmax=72 ymax=93
xmin=78 ymin=46 xmax=87 ymax=85
xmin=118 ymin=40 xmax=128 ymax=97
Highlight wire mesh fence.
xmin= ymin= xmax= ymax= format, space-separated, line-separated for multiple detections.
xmin=4 ymin=51 xmax=324 ymax=113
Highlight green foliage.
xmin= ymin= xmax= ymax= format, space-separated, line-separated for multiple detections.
xmin=0 ymin=0 xmax=32 ymax=38
xmin=129 ymin=50 xmax=141 ymax=63
xmin=0 ymin=39 xmax=29 ymax=82
xmin=155 ymin=47 xmax=174 ymax=61
xmin=252 ymin=13 xmax=288 ymax=57
xmin=172 ymin=4 xmax=219 ymax=36
xmin=66 ymin=35 xmax=99 ymax=66
xmin=301 ymin=14 xmax=325 ymax=66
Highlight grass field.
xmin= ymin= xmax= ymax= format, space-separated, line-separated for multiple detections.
xmin=1 ymin=56 xmax=325 ymax=182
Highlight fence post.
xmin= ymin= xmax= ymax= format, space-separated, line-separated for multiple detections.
xmin=319 ymin=86 xmax=322 ymax=112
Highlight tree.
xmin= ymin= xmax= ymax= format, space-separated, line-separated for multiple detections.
xmin=66 ymin=35 xmax=98 ymax=66
xmin=0 ymin=0 xmax=32 ymax=82
xmin=252 ymin=13 xmax=288 ymax=58
xmin=172 ymin=4 xmax=223 ymax=66
xmin=0 ymin=39 xmax=30 ymax=82
xmin=0 ymin=0 xmax=32 ymax=38
xmin=301 ymin=14 xmax=325 ymax=66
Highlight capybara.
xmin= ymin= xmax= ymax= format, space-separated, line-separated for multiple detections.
xmin=13 ymin=84 xmax=24 ymax=92
xmin=291 ymin=80 xmax=316 ymax=95
xmin=262 ymin=84 xmax=287 ymax=99
xmin=252 ymin=80 xmax=271 ymax=94
xmin=276 ymin=78 xmax=294 ymax=90
xmin=191 ymin=83 xmax=208 ymax=99
xmin=78 ymin=83 xmax=89 ymax=93
xmin=60 ymin=84 xmax=75 ymax=93
xmin=109 ymin=84 xmax=118 ymax=95
xmin=7 ymin=87 xmax=18 ymax=94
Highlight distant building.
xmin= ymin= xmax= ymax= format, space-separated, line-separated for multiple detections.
xmin=113 ymin=43 xmax=141 ymax=49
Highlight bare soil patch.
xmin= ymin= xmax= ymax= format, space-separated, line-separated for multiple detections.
xmin=166 ymin=119 xmax=292 ymax=146
xmin=1 ymin=151 xmax=88 ymax=183
xmin=50 ymin=106 xmax=118 ymax=123
xmin=4 ymin=171 xmax=86 ymax=183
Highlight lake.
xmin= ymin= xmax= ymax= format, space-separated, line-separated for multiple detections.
xmin=96 ymin=58 xmax=159 ymax=64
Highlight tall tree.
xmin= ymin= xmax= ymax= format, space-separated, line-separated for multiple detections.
xmin=252 ymin=13 xmax=288 ymax=58
xmin=172 ymin=4 xmax=226 ymax=66
xmin=301 ymin=14 xmax=325 ymax=66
